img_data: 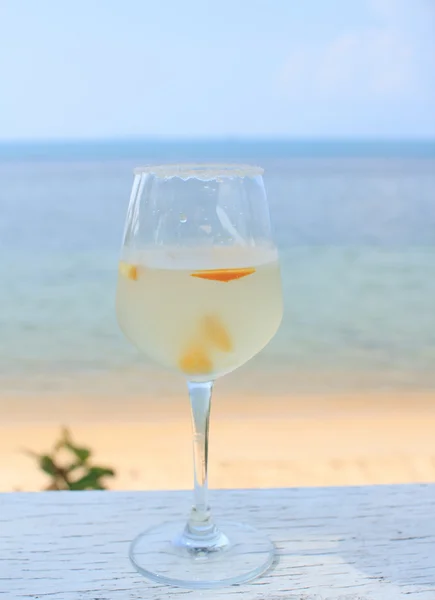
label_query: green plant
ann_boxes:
[25,427,116,490]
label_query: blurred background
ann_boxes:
[0,0,434,492]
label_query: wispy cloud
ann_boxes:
[278,0,435,105]
[279,27,414,100]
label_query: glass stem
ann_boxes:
[185,380,216,540]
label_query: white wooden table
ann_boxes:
[1,485,434,599]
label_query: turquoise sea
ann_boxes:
[1,139,435,396]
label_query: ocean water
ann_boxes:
[1,140,435,395]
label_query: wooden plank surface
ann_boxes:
[0,485,434,599]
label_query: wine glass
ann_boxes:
[116,164,283,589]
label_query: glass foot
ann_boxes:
[129,520,275,589]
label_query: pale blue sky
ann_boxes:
[0,0,434,140]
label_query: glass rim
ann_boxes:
[133,163,264,179]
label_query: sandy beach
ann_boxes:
[1,391,435,492]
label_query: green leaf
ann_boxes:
[27,427,117,491]
[87,466,115,478]
[69,473,99,490]
[68,478,90,490]
[89,481,106,490]
[39,455,57,476]
[65,444,91,463]
[69,466,115,490]
[56,428,90,463]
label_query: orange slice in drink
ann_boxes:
[191,267,255,283]
[119,261,138,281]
[202,315,233,352]
[179,345,213,375]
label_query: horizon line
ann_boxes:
[1,136,435,146]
